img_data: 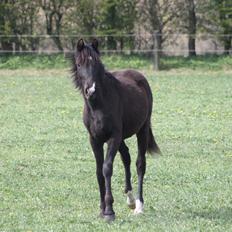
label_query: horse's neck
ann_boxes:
[103,71,119,92]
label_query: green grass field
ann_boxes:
[0,58,232,231]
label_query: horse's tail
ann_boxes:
[147,127,161,155]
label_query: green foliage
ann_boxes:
[216,0,232,29]
[0,54,232,71]
[211,0,232,51]
[161,55,232,70]
[97,0,137,49]
[98,0,137,34]
[68,0,97,35]
[0,0,39,52]
[0,54,68,69]
[0,68,232,231]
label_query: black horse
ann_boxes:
[71,39,161,221]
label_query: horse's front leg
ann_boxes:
[103,134,121,221]
[90,137,105,217]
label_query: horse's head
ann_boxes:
[72,38,104,101]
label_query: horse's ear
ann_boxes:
[92,38,99,53]
[76,39,85,52]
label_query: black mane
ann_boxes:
[104,71,121,89]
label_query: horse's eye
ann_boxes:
[77,63,81,68]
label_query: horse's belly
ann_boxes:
[122,104,148,138]
[122,119,146,138]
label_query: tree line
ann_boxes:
[0,0,231,55]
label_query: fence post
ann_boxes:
[12,42,16,55]
[153,31,160,71]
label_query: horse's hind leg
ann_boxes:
[134,123,149,214]
[119,141,135,209]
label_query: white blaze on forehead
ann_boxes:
[88,56,93,61]
[88,82,95,94]
[134,199,144,214]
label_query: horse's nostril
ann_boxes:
[85,87,89,95]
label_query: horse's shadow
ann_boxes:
[186,207,232,223]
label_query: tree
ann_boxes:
[39,0,73,51]
[64,0,99,35]
[0,0,13,51]
[139,0,180,54]
[0,0,39,52]
[215,0,232,54]
[14,0,39,50]
[198,0,232,54]
[98,0,137,50]
[171,0,214,56]
[187,0,197,56]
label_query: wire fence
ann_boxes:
[0,33,231,54]
[1,33,231,70]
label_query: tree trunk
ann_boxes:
[54,13,63,51]
[1,41,13,52]
[53,35,63,51]
[0,1,13,52]
[188,36,196,56]
[223,35,232,55]
[44,9,63,51]
[152,29,162,56]
[157,29,162,56]
[120,37,123,51]
[188,0,197,56]
[147,0,163,56]
[107,36,116,50]
[153,31,160,70]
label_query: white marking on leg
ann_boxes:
[134,199,144,214]
[127,191,135,208]
[88,82,95,95]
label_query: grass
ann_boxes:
[0,53,231,70]
[0,64,232,231]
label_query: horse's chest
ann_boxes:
[92,117,104,134]
[87,113,112,140]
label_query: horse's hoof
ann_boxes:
[134,199,144,215]
[127,191,135,209]
[128,202,136,209]
[104,214,115,222]
[134,208,143,215]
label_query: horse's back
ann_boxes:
[112,69,147,86]
[112,69,153,107]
